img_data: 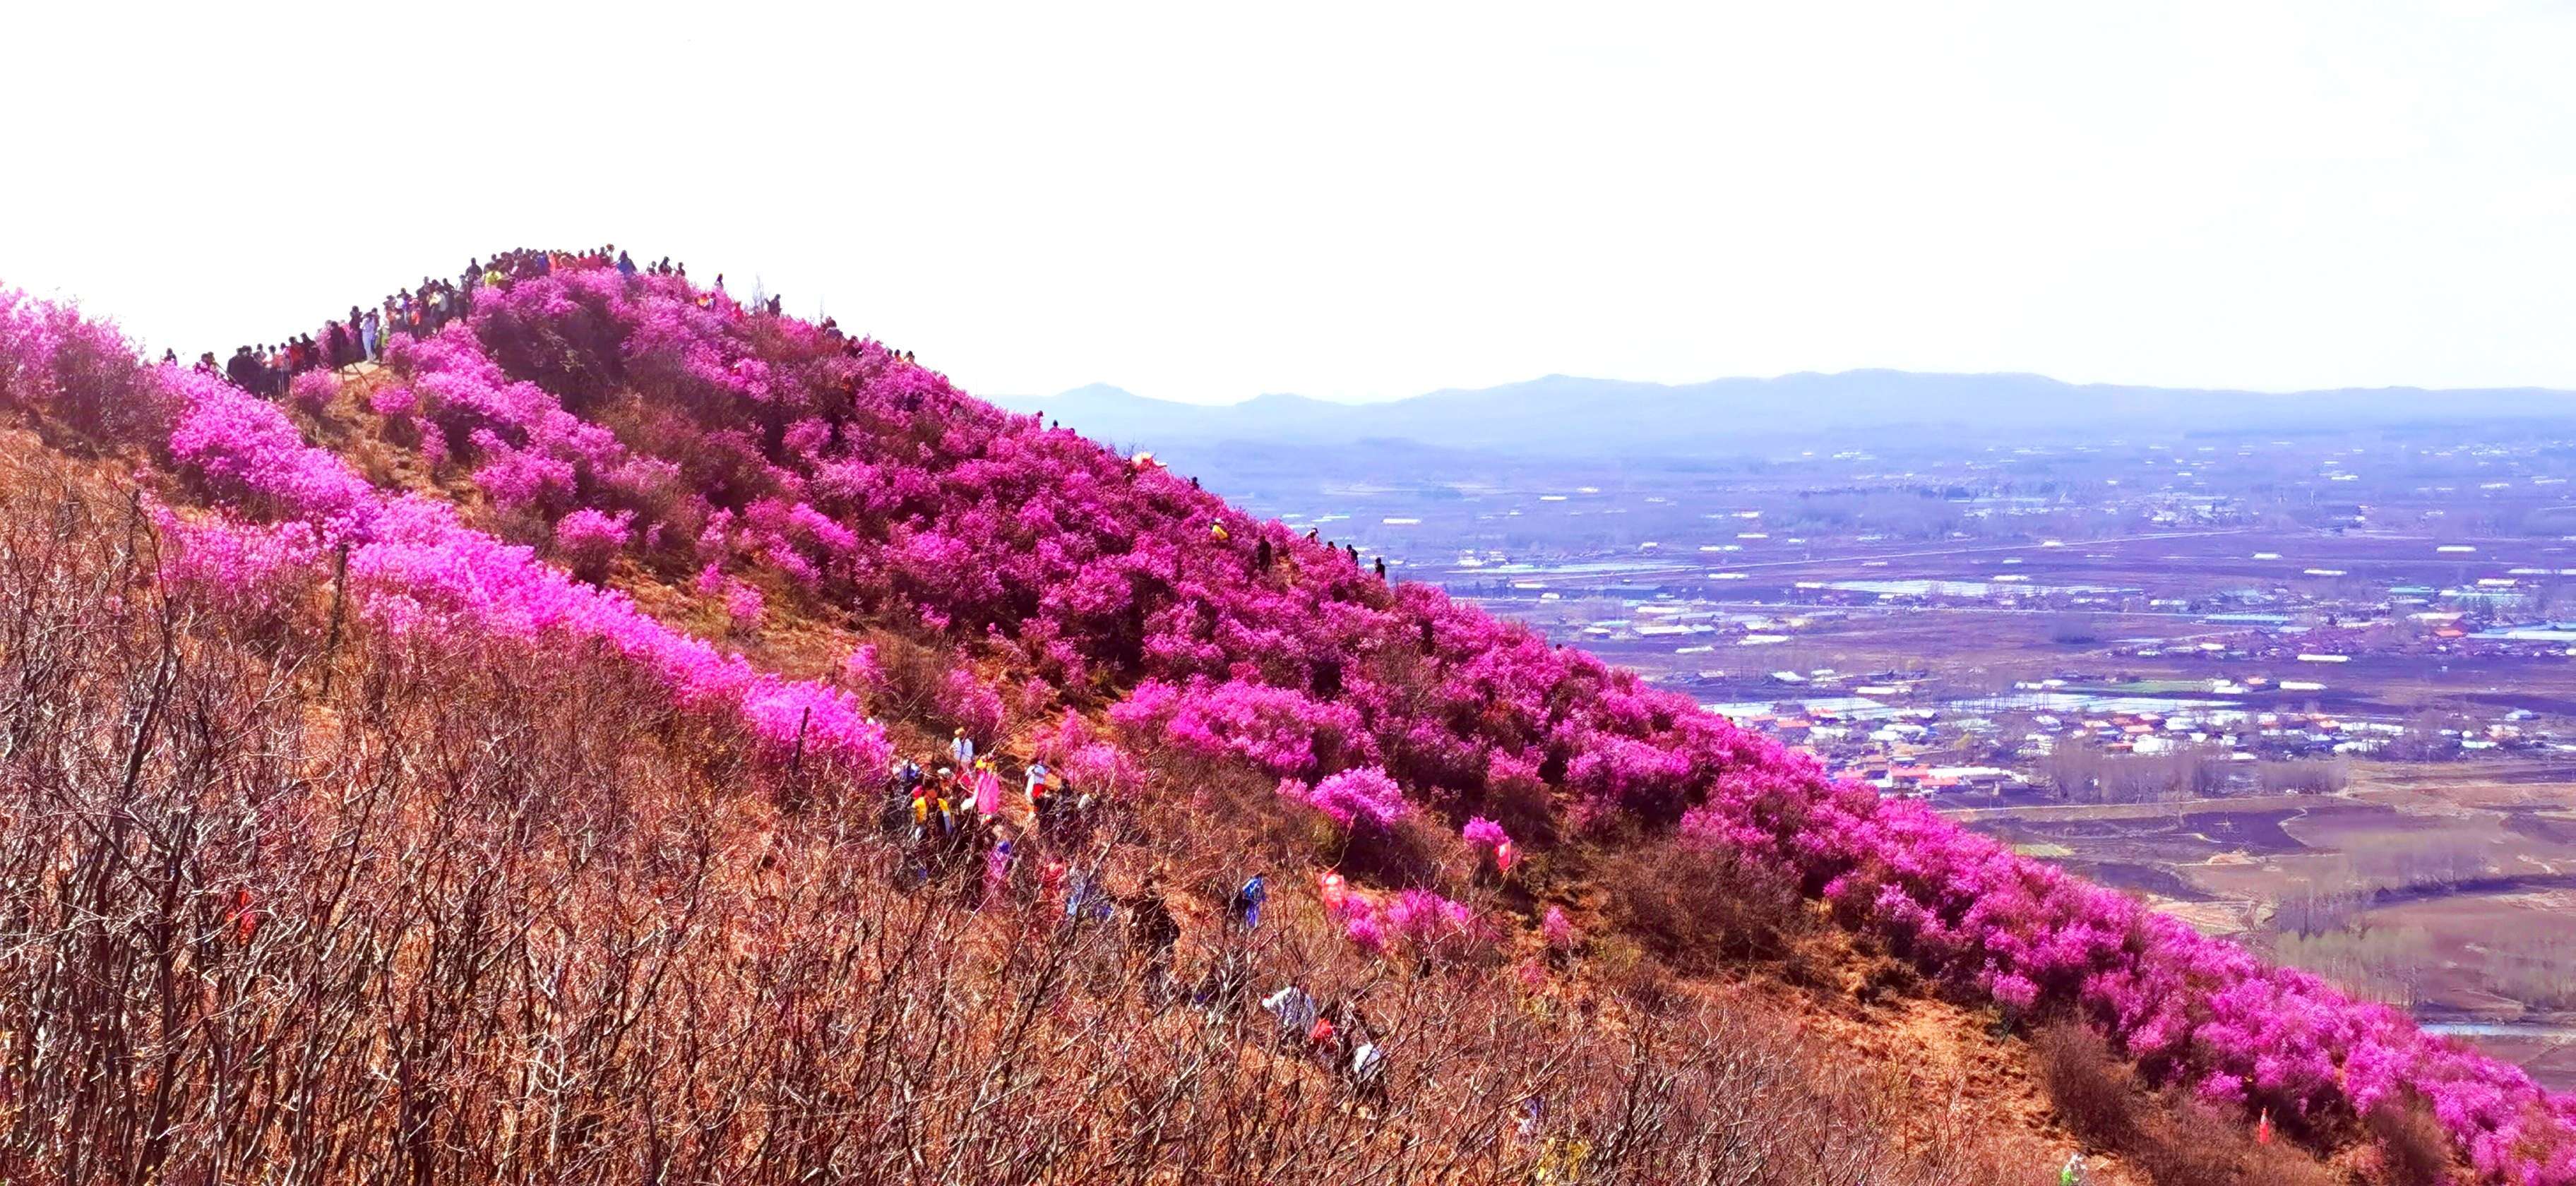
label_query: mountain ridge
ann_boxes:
[992,371,2576,456]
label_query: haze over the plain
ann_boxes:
[5,1,2573,402]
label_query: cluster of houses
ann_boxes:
[1705,669,2565,801]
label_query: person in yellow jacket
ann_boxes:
[1210,520,1229,543]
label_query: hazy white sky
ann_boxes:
[6,1,2573,404]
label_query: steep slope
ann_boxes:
[2,263,2568,1184]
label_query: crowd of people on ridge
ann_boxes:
[176,243,926,398]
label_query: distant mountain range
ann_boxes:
[990,372,2576,457]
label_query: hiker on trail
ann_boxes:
[2059,1152,2085,1186]
[1029,772,1056,836]
[1061,781,1099,843]
[1025,761,1054,829]
[1316,869,1349,913]
[1346,544,1360,566]
[1230,874,1267,930]
[910,779,938,843]
[1255,538,1272,572]
[194,352,218,375]
[970,758,1002,822]
[1210,520,1229,543]
[1349,1039,1388,1103]
[1306,1007,1339,1062]
[1374,557,1387,580]
[1065,868,1111,926]
[360,308,381,359]
[984,838,1014,904]
[616,250,637,277]
[888,757,922,832]
[949,728,975,768]
[1261,985,1318,1046]
[1129,873,1179,997]
[1039,859,1066,912]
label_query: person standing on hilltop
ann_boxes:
[616,250,637,278]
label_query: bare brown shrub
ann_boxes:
[1602,838,1813,973]
[2032,1020,2142,1151]
[2365,1100,2455,1186]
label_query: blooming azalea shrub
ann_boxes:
[938,665,1008,741]
[285,368,338,416]
[1277,767,1408,830]
[6,270,2572,1181]
[368,382,418,421]
[1332,886,1487,961]
[0,289,172,444]
[1462,816,1515,873]
[553,506,631,581]
[1542,906,1579,952]
[840,642,885,696]
[1112,677,1371,777]
[150,506,324,645]
[724,579,765,634]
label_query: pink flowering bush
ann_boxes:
[841,643,885,695]
[1335,887,1487,959]
[1278,767,1409,830]
[1542,906,1578,950]
[938,666,1008,741]
[1112,677,1370,777]
[368,383,418,420]
[150,506,323,641]
[1464,816,1517,874]
[1062,741,1145,797]
[553,506,631,580]
[286,368,338,415]
[724,580,765,634]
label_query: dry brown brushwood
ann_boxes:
[0,465,2048,1184]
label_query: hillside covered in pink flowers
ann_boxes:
[4,254,2571,1184]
